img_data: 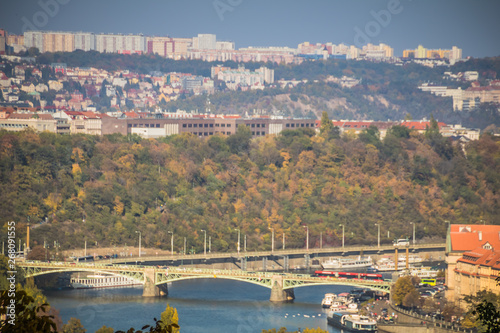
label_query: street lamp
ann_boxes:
[303,225,309,251]
[168,231,173,255]
[410,222,415,245]
[339,224,344,249]
[135,231,141,257]
[375,223,380,248]
[320,231,322,249]
[283,232,285,250]
[269,228,274,253]
[201,229,207,256]
[235,228,240,256]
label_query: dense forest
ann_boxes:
[1,120,498,254]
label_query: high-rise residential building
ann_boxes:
[403,45,462,61]
[24,31,44,52]
[74,32,95,51]
[146,36,191,59]
[7,34,24,47]
[193,34,216,50]
[0,29,7,55]
[362,43,394,58]
[42,31,75,53]
[216,41,235,50]
[95,33,145,54]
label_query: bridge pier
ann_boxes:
[142,268,168,297]
[269,275,295,302]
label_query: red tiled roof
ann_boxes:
[450,224,500,252]
[457,247,500,269]
[399,121,448,130]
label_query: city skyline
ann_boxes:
[1,0,499,58]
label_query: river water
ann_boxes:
[45,279,357,333]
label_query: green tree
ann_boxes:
[62,317,86,333]
[0,290,57,333]
[227,125,252,155]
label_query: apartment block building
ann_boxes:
[101,116,316,139]
[403,45,462,63]
[42,31,75,53]
[95,33,146,54]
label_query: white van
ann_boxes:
[394,239,410,247]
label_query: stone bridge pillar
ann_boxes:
[269,275,295,302]
[142,267,168,297]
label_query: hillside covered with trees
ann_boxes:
[0,119,498,254]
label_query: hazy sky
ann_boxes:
[1,0,499,57]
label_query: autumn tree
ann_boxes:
[159,303,180,333]
[62,317,86,333]
[392,276,417,306]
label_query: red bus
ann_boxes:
[313,271,384,281]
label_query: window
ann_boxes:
[227,124,231,127]
[188,124,192,128]
[194,124,198,127]
[221,124,226,127]
[156,124,160,128]
[262,124,265,128]
[257,124,261,128]
[251,124,255,128]
[286,124,290,128]
[301,123,304,127]
[182,124,187,128]
[204,124,208,128]
[128,124,132,128]
[210,124,213,128]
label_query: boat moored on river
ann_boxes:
[327,311,377,332]
[71,274,141,289]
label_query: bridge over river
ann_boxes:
[109,242,446,271]
[18,262,392,302]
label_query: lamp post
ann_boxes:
[235,228,240,256]
[184,237,186,255]
[168,231,173,255]
[303,225,309,251]
[320,231,322,249]
[269,228,274,253]
[375,223,380,248]
[283,232,285,250]
[339,224,344,249]
[244,234,247,252]
[135,231,141,257]
[410,222,415,245]
[201,229,207,256]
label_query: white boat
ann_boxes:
[398,254,423,264]
[321,293,336,308]
[327,312,377,332]
[375,257,418,272]
[398,267,439,278]
[70,274,141,289]
[322,256,373,270]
